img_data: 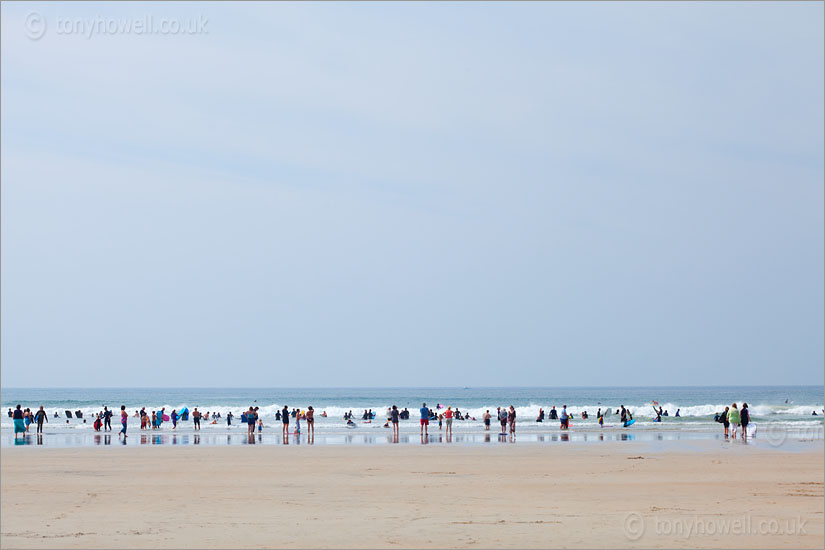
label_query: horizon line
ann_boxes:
[2,384,823,390]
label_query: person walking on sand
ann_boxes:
[282,405,290,437]
[306,406,315,436]
[35,406,48,434]
[419,403,430,436]
[727,403,741,440]
[119,405,128,439]
[483,410,491,431]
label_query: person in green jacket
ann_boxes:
[727,403,741,440]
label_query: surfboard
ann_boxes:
[624,419,636,427]
[162,414,170,421]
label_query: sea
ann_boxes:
[3,386,823,447]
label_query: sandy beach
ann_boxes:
[1,442,822,549]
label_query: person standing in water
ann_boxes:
[13,405,25,439]
[192,408,201,430]
[247,407,257,435]
[483,410,491,431]
[306,406,315,436]
[740,403,750,440]
[103,406,112,431]
[508,406,516,434]
[119,405,128,439]
[727,403,741,440]
[390,405,400,437]
[443,406,454,436]
[419,403,430,436]
[35,406,48,434]
[282,405,290,437]
[721,406,730,439]
[498,407,508,434]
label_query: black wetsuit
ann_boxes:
[35,410,47,433]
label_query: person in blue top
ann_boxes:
[419,403,429,436]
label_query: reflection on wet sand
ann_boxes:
[6,429,780,448]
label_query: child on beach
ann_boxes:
[257,419,263,432]
[294,412,301,435]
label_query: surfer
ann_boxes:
[548,406,558,420]
[720,406,730,439]
[103,406,112,431]
[35,406,48,434]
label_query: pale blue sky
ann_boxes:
[2,2,823,388]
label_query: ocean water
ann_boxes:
[2,386,823,447]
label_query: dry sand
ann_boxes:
[1,443,822,548]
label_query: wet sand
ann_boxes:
[1,443,822,548]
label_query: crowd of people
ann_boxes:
[9,400,775,442]
[714,402,752,440]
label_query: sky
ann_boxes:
[1,2,823,388]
